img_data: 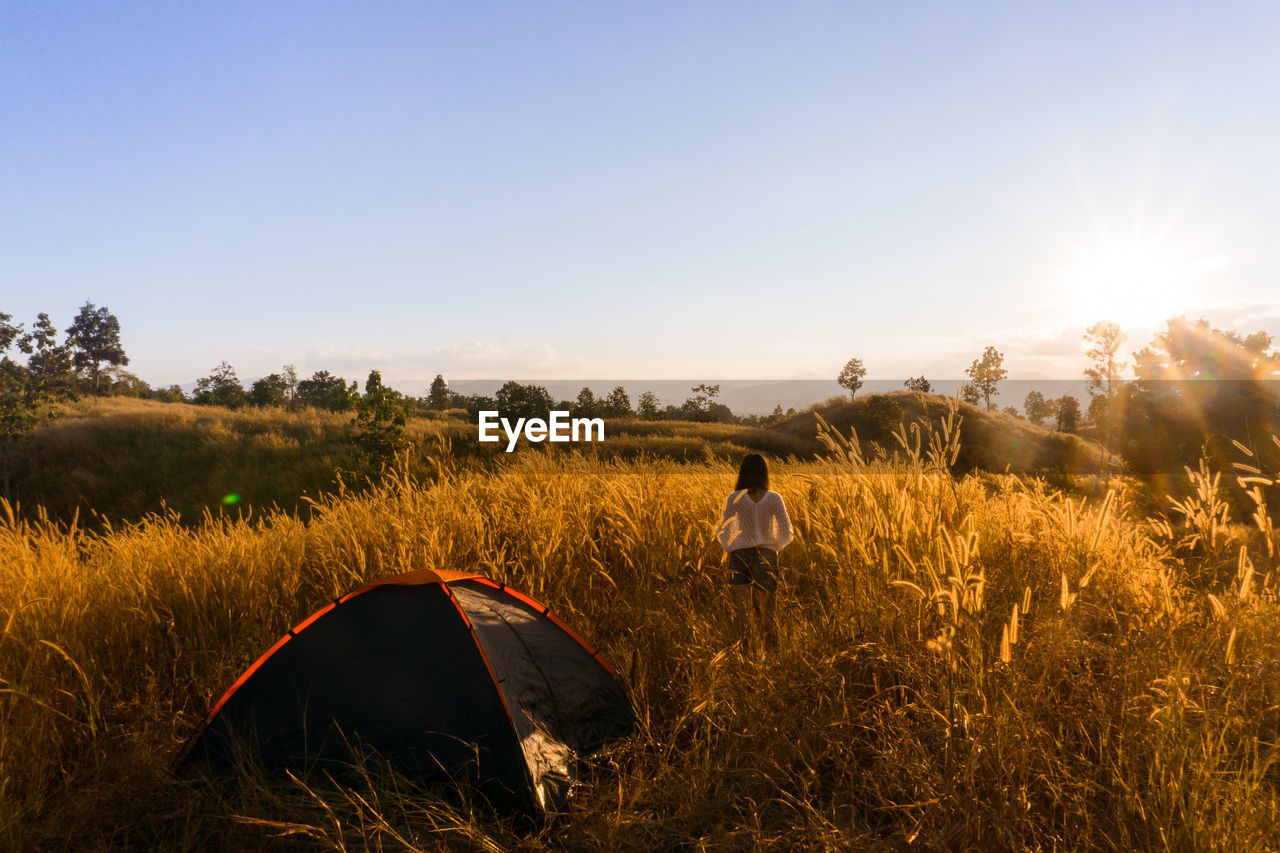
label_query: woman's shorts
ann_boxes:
[728,547,779,593]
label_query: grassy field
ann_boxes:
[4,404,1280,850]
[5,398,448,522]
[8,393,1113,527]
[7,398,823,525]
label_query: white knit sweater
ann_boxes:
[716,489,794,552]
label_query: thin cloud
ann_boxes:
[304,341,572,382]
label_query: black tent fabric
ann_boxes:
[179,569,634,815]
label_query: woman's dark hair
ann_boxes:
[735,453,769,491]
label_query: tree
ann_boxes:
[102,367,150,397]
[248,373,290,407]
[1086,393,1109,426]
[1055,395,1081,433]
[297,370,356,411]
[637,391,661,420]
[965,346,1007,411]
[1084,321,1126,442]
[495,381,554,421]
[706,401,734,423]
[960,383,980,405]
[19,314,75,397]
[65,301,128,396]
[193,361,248,408]
[1133,316,1280,382]
[148,384,187,403]
[1,312,75,502]
[0,361,34,505]
[458,393,497,417]
[682,383,721,421]
[1084,321,1126,400]
[1117,316,1280,477]
[352,369,410,466]
[572,387,599,419]
[1002,406,1022,418]
[0,314,16,353]
[427,374,451,410]
[1024,390,1050,426]
[837,358,866,399]
[904,376,931,393]
[603,386,632,418]
[281,364,299,408]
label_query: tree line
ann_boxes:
[170,361,791,427]
[189,368,791,427]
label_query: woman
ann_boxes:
[716,453,793,650]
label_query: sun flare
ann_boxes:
[1060,245,1226,326]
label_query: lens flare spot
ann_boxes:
[221,493,241,505]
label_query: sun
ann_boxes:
[1059,244,1226,327]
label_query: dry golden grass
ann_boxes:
[8,399,814,525]
[3,407,1280,850]
[7,398,469,522]
[11,394,1112,529]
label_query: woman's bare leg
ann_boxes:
[756,588,778,650]
[732,584,753,645]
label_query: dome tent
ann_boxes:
[179,568,634,815]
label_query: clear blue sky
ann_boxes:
[4,1,1278,390]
